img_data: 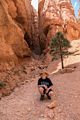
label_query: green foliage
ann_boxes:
[0,81,6,89]
[50,32,71,69]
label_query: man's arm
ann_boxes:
[48,78,53,90]
[38,85,48,89]
[48,86,53,90]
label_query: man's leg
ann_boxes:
[38,87,46,100]
[48,90,53,97]
[38,87,44,95]
[46,89,53,100]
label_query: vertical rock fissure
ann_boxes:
[31,0,47,55]
[31,9,42,55]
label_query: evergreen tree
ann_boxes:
[50,32,71,69]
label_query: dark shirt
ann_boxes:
[38,77,53,88]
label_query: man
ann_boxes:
[38,72,53,101]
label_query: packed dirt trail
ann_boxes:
[0,40,80,120]
[0,73,55,120]
[0,62,80,120]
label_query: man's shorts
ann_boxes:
[42,86,53,94]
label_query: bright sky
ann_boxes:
[31,0,38,11]
[71,0,80,17]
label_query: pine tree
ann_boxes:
[50,32,71,69]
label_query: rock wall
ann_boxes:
[39,0,80,48]
[0,0,36,70]
[30,9,41,54]
[0,0,80,69]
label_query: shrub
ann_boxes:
[0,81,6,89]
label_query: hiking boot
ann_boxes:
[40,95,45,101]
[46,94,51,100]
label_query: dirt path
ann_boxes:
[0,76,55,120]
[0,62,80,120]
[53,67,80,120]
[0,39,80,120]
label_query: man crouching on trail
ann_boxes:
[38,72,53,101]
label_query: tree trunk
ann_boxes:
[60,52,64,69]
[60,45,64,69]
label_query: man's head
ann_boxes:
[40,72,49,79]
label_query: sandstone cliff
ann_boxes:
[39,0,80,48]
[0,0,37,70]
[0,0,80,70]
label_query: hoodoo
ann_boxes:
[39,0,80,48]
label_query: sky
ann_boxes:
[31,0,38,11]
[71,0,80,17]
[31,0,80,17]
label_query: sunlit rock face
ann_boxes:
[0,0,80,69]
[0,0,37,69]
[78,9,80,21]
[39,0,80,48]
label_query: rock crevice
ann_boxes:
[0,0,40,70]
[0,0,80,69]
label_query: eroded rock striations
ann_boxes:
[0,0,80,70]
[0,0,40,70]
[39,0,80,48]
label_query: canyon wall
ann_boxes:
[39,0,80,48]
[0,0,37,70]
[0,0,80,70]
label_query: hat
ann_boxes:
[40,71,49,76]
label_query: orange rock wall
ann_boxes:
[39,0,80,47]
[0,0,35,69]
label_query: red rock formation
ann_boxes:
[31,9,41,54]
[39,0,80,48]
[78,9,80,17]
[0,0,36,70]
[1,0,80,69]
